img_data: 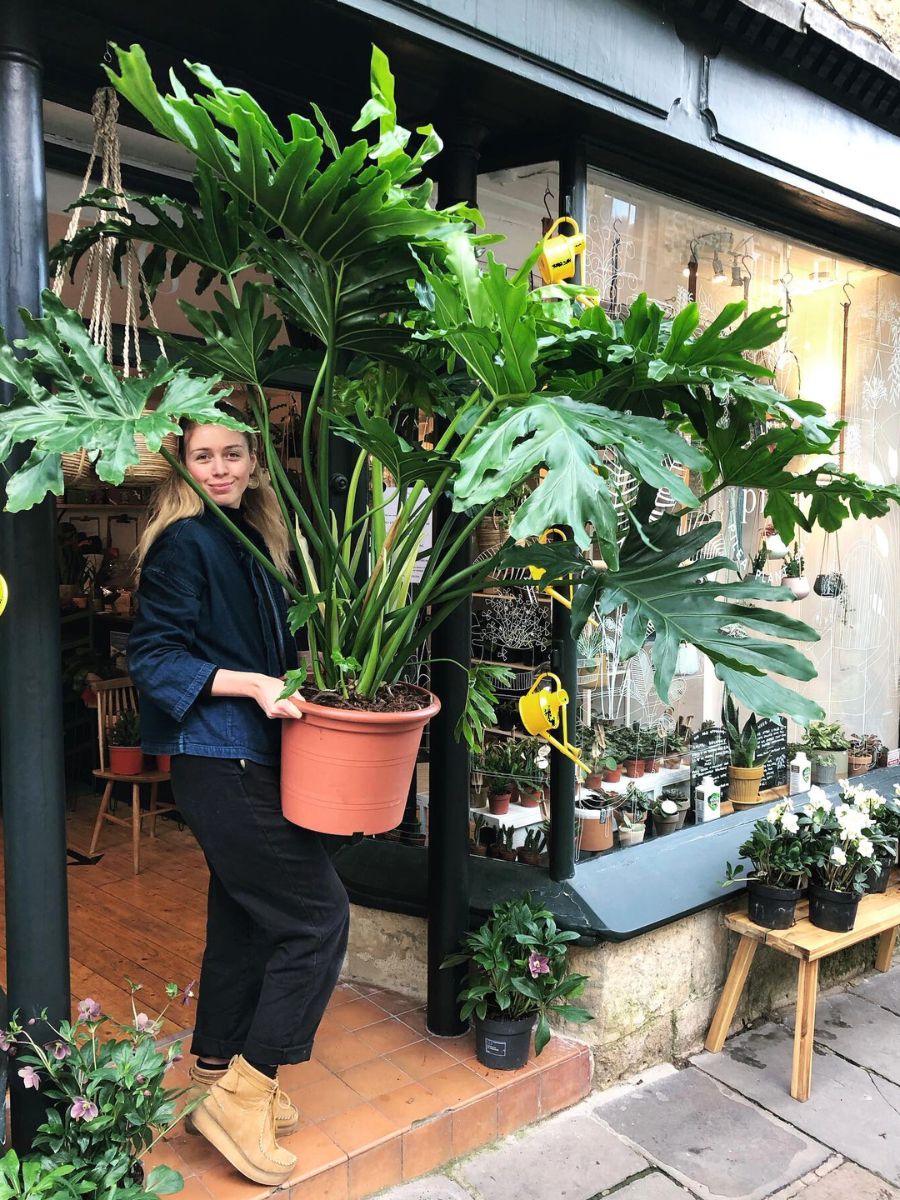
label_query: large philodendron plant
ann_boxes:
[1,45,898,723]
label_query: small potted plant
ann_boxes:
[442,895,592,1069]
[614,783,651,844]
[517,827,546,866]
[781,543,809,600]
[802,720,851,780]
[839,783,899,892]
[639,729,663,773]
[470,812,488,857]
[660,787,691,830]
[108,711,143,776]
[809,751,838,787]
[651,795,682,837]
[847,734,873,777]
[802,790,879,930]
[722,691,769,808]
[618,726,645,778]
[2,981,195,1196]
[662,730,687,769]
[488,822,518,861]
[514,736,550,807]
[723,800,806,928]
[575,792,615,853]
[481,741,516,815]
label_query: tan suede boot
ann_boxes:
[190,1056,296,1186]
[185,1062,299,1134]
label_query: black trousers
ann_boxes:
[170,755,350,1065]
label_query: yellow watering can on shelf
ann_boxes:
[0,573,8,618]
[538,216,586,284]
[518,673,590,772]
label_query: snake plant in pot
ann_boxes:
[3,45,900,834]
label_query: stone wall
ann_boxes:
[810,0,900,54]
[343,898,894,1085]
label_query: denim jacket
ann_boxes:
[127,509,298,766]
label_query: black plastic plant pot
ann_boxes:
[808,883,860,932]
[475,1013,537,1071]
[865,853,894,895]
[746,880,803,930]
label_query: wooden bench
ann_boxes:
[705,878,900,1101]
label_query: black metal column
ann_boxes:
[426,124,483,1036]
[548,142,588,883]
[0,1,71,1148]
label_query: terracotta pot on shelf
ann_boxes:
[516,786,542,809]
[155,753,171,772]
[488,792,512,815]
[470,842,488,857]
[281,687,440,835]
[848,753,871,777]
[623,758,645,779]
[602,766,623,783]
[728,764,765,808]
[489,845,518,862]
[516,848,541,866]
[575,807,615,852]
[109,745,144,776]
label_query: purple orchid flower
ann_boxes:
[18,1066,40,1090]
[527,952,551,979]
[70,1097,99,1121]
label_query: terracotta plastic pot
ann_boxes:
[109,746,144,776]
[728,764,764,807]
[281,687,440,835]
[576,807,614,852]
[489,846,518,862]
[585,773,604,790]
[488,793,512,815]
[516,848,541,866]
[470,842,488,857]
[623,758,645,779]
[517,786,542,809]
[155,754,172,772]
[602,766,623,783]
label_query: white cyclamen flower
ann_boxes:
[808,785,829,806]
[780,812,800,834]
[830,846,847,866]
[856,837,875,859]
[836,807,868,838]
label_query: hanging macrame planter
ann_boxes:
[813,533,844,598]
[54,87,174,488]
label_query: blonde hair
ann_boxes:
[135,419,294,580]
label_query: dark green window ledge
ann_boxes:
[333,765,900,944]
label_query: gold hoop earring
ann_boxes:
[247,472,260,490]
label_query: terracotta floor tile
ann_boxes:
[342,1056,415,1099]
[386,1039,457,1081]
[144,1138,196,1180]
[496,1072,540,1136]
[319,1101,399,1154]
[176,1131,230,1174]
[280,1057,333,1093]
[450,1092,498,1158]
[293,1073,364,1122]
[162,1179,211,1200]
[420,1062,494,1107]
[368,989,421,1016]
[313,1031,379,1074]
[328,983,363,1008]
[356,1018,423,1055]
[194,1162,271,1200]
[348,982,383,997]
[398,1007,429,1037]
[370,1081,446,1129]
[330,997,386,1031]
[465,1054,538,1085]
[315,1009,347,1034]
[532,1034,582,1066]
[539,1050,592,1115]
[348,1139,402,1200]
[401,1113,452,1182]
[280,1123,348,1181]
[433,1030,477,1062]
[289,1162,348,1200]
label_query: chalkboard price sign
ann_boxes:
[690,718,787,800]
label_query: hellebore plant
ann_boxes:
[723,799,807,888]
[1,982,197,1199]
[1,46,899,721]
[441,895,591,1054]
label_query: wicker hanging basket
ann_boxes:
[54,88,171,491]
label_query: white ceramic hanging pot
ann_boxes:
[765,532,788,559]
[783,576,810,600]
[675,643,702,676]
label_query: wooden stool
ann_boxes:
[705,877,900,1101]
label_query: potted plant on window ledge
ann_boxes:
[723,692,769,808]
[442,895,591,1070]
[802,721,851,780]
[7,44,900,837]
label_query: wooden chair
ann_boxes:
[88,677,175,874]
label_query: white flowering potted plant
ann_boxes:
[441,895,591,1070]
[723,799,807,928]
[839,783,899,893]
[0,982,196,1198]
[801,791,884,931]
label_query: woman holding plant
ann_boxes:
[128,417,350,1187]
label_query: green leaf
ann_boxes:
[534,1013,551,1056]
[145,1165,184,1195]
[330,399,456,488]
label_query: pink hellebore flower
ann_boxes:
[18,1066,40,1090]
[134,1013,156,1033]
[70,1097,99,1121]
[527,952,551,979]
[0,1030,14,1053]
[51,1042,70,1061]
[78,998,102,1022]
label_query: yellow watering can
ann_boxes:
[538,216,586,285]
[518,673,590,772]
[0,573,7,618]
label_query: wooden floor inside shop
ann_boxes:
[0,791,592,1199]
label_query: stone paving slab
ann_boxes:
[595,1065,828,1200]
[851,969,900,1017]
[788,1161,900,1199]
[369,1178,473,1200]
[693,1023,900,1184]
[612,1172,699,1198]
[783,991,900,1083]
[456,1106,646,1200]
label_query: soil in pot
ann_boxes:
[728,765,765,807]
[808,883,860,932]
[475,1013,536,1070]
[109,745,144,775]
[865,853,894,894]
[488,792,512,815]
[747,880,803,929]
[281,683,439,835]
